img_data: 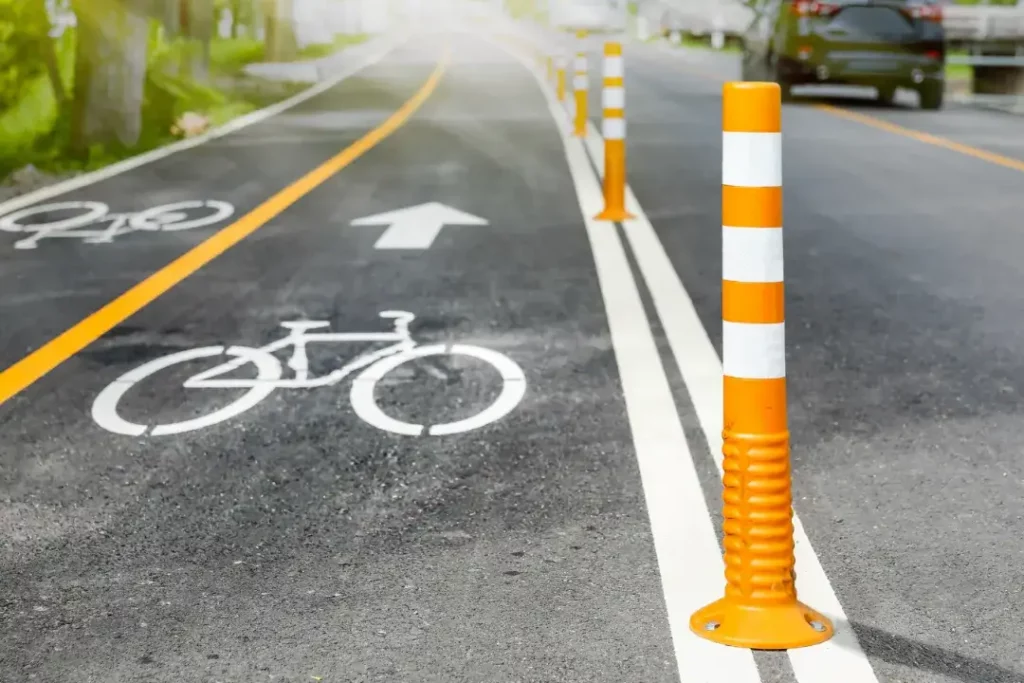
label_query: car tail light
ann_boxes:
[924,49,941,60]
[797,44,814,59]
[903,4,943,21]
[790,0,840,16]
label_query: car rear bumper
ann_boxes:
[778,52,943,87]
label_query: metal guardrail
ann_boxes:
[950,91,1024,112]
[947,53,1024,65]
[943,5,1024,41]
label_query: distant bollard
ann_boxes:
[573,45,588,137]
[547,55,554,83]
[595,41,633,221]
[556,59,567,103]
[688,81,835,651]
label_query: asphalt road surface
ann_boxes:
[2,15,1024,683]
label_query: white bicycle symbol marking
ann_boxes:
[0,200,234,249]
[92,311,527,437]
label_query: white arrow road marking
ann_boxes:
[350,202,488,250]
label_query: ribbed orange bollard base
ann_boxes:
[690,378,834,649]
[689,598,833,649]
[574,91,587,136]
[595,141,634,221]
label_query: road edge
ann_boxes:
[0,30,412,218]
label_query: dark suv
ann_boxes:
[739,0,946,109]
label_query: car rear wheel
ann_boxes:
[918,82,943,111]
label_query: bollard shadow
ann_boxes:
[845,621,1024,683]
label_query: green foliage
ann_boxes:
[210,37,266,71]
[0,30,74,176]
[295,33,369,61]
[1,2,363,182]
[0,0,52,109]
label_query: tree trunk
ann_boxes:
[263,0,278,58]
[190,0,215,81]
[27,0,67,105]
[69,0,150,154]
[264,0,297,60]
[175,0,214,80]
[230,0,241,37]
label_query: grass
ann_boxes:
[945,50,972,80]
[209,37,266,72]
[1,27,368,182]
[665,32,742,54]
[293,33,368,61]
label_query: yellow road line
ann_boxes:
[643,48,1024,174]
[814,103,1024,173]
[0,48,452,408]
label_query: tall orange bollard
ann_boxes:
[595,41,633,221]
[688,81,835,650]
[573,32,588,137]
[547,55,554,83]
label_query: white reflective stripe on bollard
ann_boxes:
[602,118,626,140]
[602,87,625,109]
[604,57,624,78]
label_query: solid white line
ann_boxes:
[497,34,765,683]
[0,32,408,217]
[580,108,883,683]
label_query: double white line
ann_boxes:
[500,34,882,683]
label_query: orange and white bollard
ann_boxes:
[573,36,588,136]
[595,41,633,221]
[688,82,835,650]
[572,51,588,136]
[556,59,567,103]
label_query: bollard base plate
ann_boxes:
[594,208,635,222]
[689,598,834,650]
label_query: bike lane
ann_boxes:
[0,36,438,376]
[0,33,680,682]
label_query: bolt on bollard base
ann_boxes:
[689,575,835,649]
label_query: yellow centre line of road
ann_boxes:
[645,49,1024,173]
[814,102,1024,173]
[0,47,452,408]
